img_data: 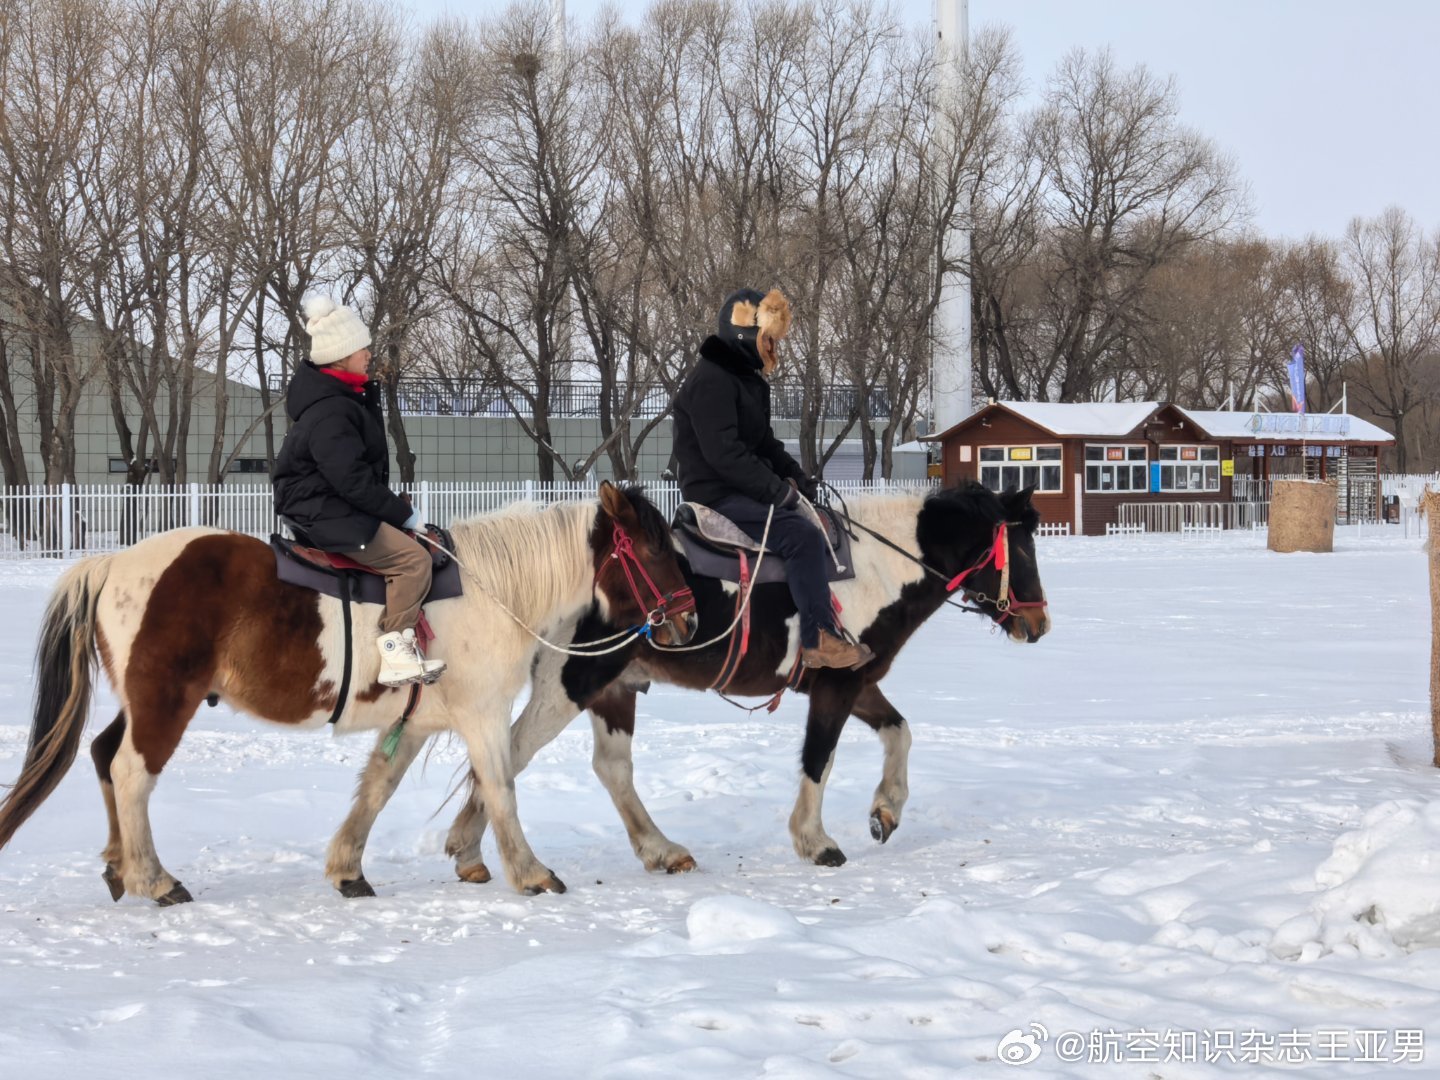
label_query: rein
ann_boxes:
[415,519,690,657]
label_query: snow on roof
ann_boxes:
[997,401,1162,437]
[1177,408,1393,443]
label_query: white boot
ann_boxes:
[376,628,446,686]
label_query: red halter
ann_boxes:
[599,523,695,630]
[944,523,1047,621]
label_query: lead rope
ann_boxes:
[413,531,658,657]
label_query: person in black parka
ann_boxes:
[273,296,444,686]
[672,288,873,670]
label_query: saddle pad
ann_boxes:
[674,503,856,587]
[271,536,464,607]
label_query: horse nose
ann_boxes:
[679,610,699,644]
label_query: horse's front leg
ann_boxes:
[457,694,565,895]
[589,686,696,874]
[325,719,428,898]
[850,683,912,844]
[789,676,863,867]
[445,647,587,884]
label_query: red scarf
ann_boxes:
[321,366,369,392]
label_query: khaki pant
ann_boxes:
[344,522,432,634]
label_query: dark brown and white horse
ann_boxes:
[331,483,1048,881]
[0,483,695,903]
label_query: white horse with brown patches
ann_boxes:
[0,484,695,904]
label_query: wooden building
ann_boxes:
[928,401,1394,535]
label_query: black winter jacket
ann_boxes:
[272,362,411,550]
[672,335,805,507]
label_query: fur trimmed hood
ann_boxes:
[716,287,791,375]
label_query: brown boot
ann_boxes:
[802,629,875,671]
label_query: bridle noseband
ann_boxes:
[943,522,1048,623]
[599,522,695,631]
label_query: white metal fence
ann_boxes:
[1116,501,1270,533]
[0,479,938,560]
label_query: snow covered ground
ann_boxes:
[0,526,1435,1078]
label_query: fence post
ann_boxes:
[189,482,202,529]
[524,479,535,503]
[1422,487,1439,768]
[418,480,430,524]
[61,483,73,558]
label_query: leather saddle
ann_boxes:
[672,502,856,587]
[271,523,464,606]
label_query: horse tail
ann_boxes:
[0,553,114,850]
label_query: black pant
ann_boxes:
[709,493,835,649]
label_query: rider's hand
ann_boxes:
[402,506,423,531]
[777,480,801,510]
[798,476,819,502]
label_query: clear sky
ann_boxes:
[398,0,1440,241]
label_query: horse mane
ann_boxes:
[926,481,1040,532]
[448,500,597,626]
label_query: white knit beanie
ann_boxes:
[303,295,371,365]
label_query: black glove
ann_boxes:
[777,481,801,509]
[798,475,819,502]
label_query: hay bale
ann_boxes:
[1268,479,1336,553]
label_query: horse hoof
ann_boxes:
[156,882,193,906]
[101,864,125,902]
[456,863,492,885]
[665,855,697,875]
[813,847,847,868]
[338,877,376,899]
[522,873,567,896]
[869,808,898,844]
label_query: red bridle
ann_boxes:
[598,523,695,630]
[944,522,1048,621]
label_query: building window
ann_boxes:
[229,458,269,474]
[1085,444,1148,492]
[1158,445,1220,491]
[979,445,1062,493]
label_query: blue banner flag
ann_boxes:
[1287,344,1306,415]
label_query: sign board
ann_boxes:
[1247,413,1351,436]
[1221,459,1234,477]
[1008,447,1033,461]
[958,445,972,463]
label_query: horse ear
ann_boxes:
[1002,486,1036,512]
[598,480,633,524]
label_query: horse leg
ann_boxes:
[446,649,585,885]
[457,696,565,896]
[850,684,912,845]
[89,712,127,900]
[325,722,428,898]
[789,679,860,867]
[108,695,202,905]
[589,687,695,874]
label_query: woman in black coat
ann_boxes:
[273,296,444,686]
[671,288,872,671]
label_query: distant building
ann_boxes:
[928,401,1393,534]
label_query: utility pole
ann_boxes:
[931,0,972,437]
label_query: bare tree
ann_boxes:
[1344,207,1440,471]
[0,0,110,485]
[994,49,1240,402]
